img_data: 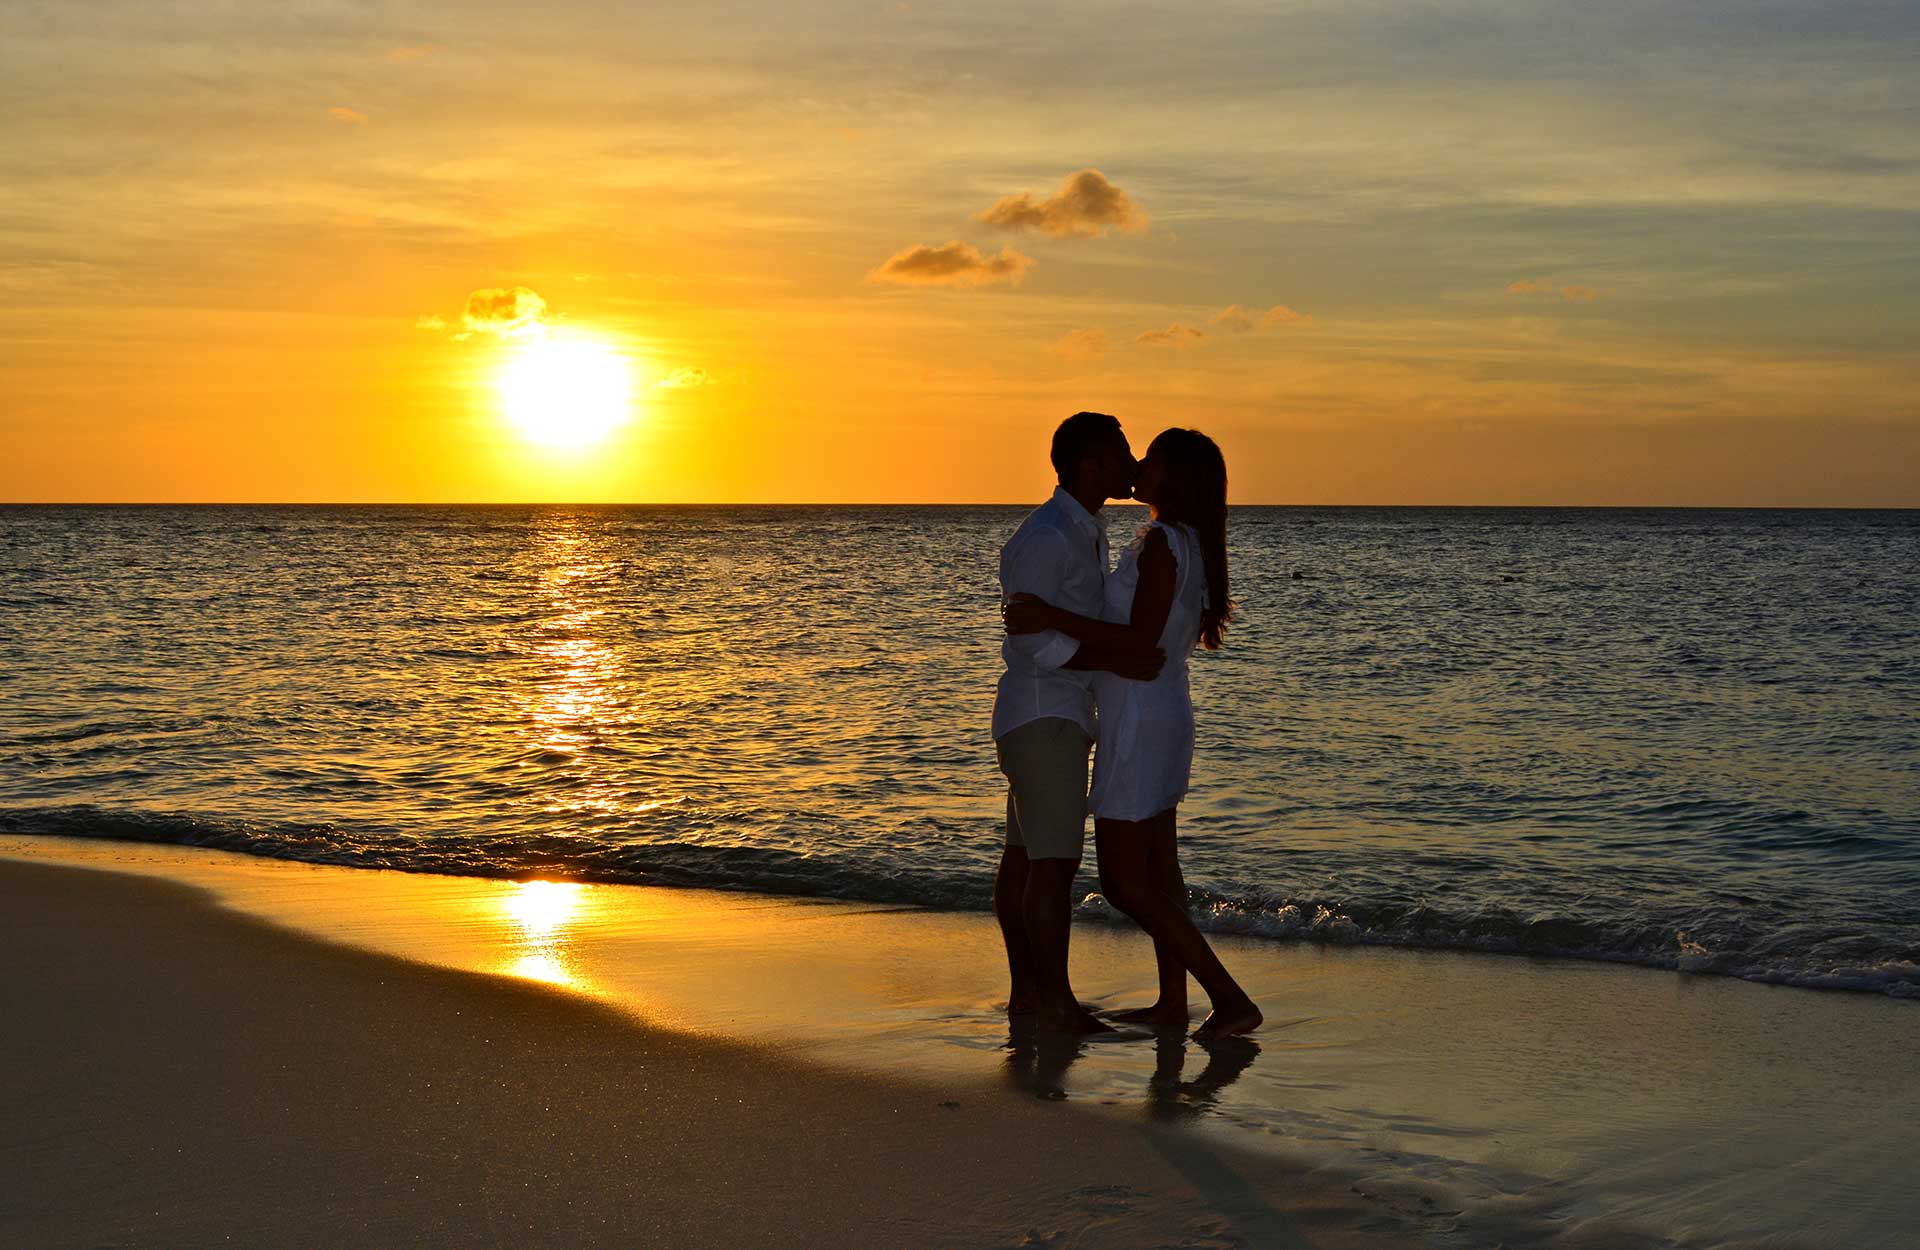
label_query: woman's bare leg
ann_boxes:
[1096,810,1261,1039]
[1109,811,1191,1025]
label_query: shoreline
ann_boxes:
[5,836,1916,1249]
[6,816,1910,1001]
[0,855,1422,1250]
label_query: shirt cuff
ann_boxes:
[1031,630,1079,671]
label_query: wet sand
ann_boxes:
[0,856,1420,1250]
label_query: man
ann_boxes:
[992,411,1162,1033]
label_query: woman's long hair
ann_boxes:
[1147,428,1233,649]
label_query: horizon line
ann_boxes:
[4,500,1917,511]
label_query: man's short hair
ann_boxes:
[1050,411,1121,480]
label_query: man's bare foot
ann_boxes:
[1010,995,1102,1018]
[1192,999,1262,1041]
[1038,1002,1118,1034]
[1109,1002,1190,1027]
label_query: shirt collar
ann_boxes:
[1050,485,1102,538]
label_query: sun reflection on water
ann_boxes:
[504,517,656,829]
[528,525,619,762]
[499,879,587,986]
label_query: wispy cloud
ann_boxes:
[383,44,440,63]
[867,241,1034,287]
[1136,323,1205,347]
[1051,328,1108,356]
[326,106,367,125]
[1210,305,1258,332]
[413,314,447,331]
[1507,279,1599,302]
[977,169,1148,239]
[1207,303,1308,332]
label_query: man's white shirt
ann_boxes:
[992,487,1110,741]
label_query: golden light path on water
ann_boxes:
[521,518,633,824]
[491,518,658,988]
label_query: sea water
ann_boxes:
[3,504,1916,995]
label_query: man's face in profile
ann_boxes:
[1102,430,1140,501]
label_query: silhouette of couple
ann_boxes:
[993,412,1262,1041]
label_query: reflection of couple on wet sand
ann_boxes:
[993,411,1262,1042]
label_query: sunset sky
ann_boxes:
[3,0,1916,504]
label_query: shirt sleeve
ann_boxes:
[1000,528,1082,672]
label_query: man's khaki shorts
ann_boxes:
[996,716,1093,862]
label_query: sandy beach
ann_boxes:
[4,836,1915,1249]
[1,854,1424,1250]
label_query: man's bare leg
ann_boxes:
[994,844,1039,1015]
[1023,856,1113,1034]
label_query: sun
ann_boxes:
[495,334,634,450]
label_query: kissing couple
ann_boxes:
[992,411,1262,1041]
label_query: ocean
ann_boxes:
[3,503,1916,997]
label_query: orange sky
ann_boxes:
[2,2,1916,504]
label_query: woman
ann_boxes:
[1005,427,1261,1041]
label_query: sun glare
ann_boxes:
[495,335,634,450]
[503,879,584,937]
[498,880,586,986]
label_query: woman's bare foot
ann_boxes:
[1192,999,1262,1041]
[1109,1002,1190,1027]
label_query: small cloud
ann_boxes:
[384,43,439,63]
[1507,279,1599,302]
[1209,303,1308,332]
[887,1,912,12]
[977,169,1148,239]
[1136,323,1205,347]
[655,367,716,389]
[458,286,548,339]
[868,241,1035,288]
[1051,328,1108,357]
[327,106,367,124]
[413,314,447,331]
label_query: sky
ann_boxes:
[2,0,1916,504]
